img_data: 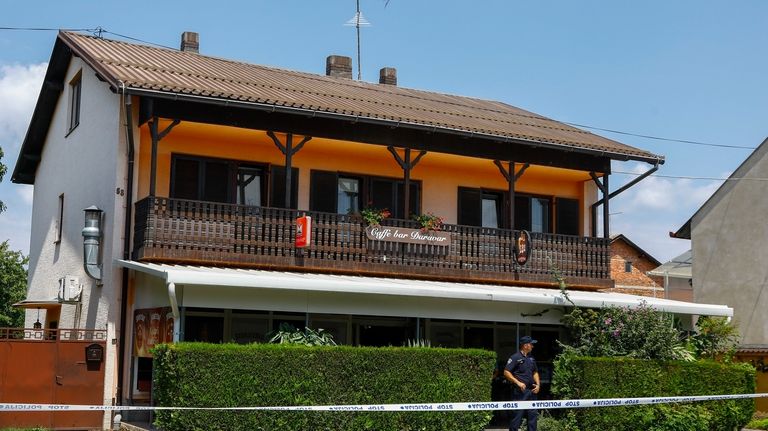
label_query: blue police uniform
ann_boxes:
[505,350,538,430]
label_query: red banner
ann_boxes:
[295,215,312,248]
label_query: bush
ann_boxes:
[552,356,755,431]
[560,302,690,360]
[153,343,495,431]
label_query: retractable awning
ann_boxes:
[116,260,732,318]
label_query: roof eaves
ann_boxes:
[11,33,73,185]
[127,86,665,165]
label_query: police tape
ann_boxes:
[1,393,767,412]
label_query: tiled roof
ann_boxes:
[61,31,662,163]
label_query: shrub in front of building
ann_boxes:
[552,357,755,431]
[152,343,495,431]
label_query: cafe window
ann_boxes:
[458,187,505,228]
[310,170,420,218]
[170,155,297,208]
[514,195,551,233]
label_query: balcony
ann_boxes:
[133,197,612,289]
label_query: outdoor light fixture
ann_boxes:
[82,206,103,280]
[33,308,42,330]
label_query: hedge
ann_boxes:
[552,357,755,431]
[152,343,495,431]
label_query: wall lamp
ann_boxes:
[82,206,103,280]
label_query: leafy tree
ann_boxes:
[0,146,7,213]
[0,240,28,327]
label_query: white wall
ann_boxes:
[24,57,126,423]
[691,141,768,346]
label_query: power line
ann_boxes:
[0,26,762,151]
[613,170,768,182]
[564,121,757,150]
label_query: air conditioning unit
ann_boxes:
[58,276,83,303]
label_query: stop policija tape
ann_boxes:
[1,393,766,412]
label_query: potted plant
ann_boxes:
[360,207,391,227]
[413,212,444,231]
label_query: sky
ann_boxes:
[1,1,766,263]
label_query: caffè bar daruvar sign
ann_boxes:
[365,226,452,246]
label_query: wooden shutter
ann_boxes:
[270,166,299,209]
[556,197,580,235]
[310,170,338,213]
[458,187,482,227]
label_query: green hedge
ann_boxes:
[552,357,755,431]
[152,343,495,431]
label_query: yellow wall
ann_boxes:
[137,120,595,230]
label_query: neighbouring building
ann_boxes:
[674,137,768,412]
[647,249,693,302]
[6,31,734,428]
[609,234,663,297]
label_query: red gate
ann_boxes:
[0,328,107,429]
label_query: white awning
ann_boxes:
[116,260,732,318]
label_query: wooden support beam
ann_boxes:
[148,117,180,197]
[267,131,312,208]
[388,146,427,218]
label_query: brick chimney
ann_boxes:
[326,55,353,79]
[180,31,199,53]
[379,67,397,86]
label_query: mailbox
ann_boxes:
[85,343,104,363]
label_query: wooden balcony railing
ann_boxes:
[133,197,612,289]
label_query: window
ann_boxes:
[55,193,64,243]
[515,195,551,233]
[310,170,420,218]
[625,261,633,273]
[337,177,360,215]
[170,155,296,208]
[68,72,82,133]
[458,187,505,228]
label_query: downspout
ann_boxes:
[590,161,660,236]
[117,82,135,405]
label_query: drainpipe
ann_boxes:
[117,83,136,405]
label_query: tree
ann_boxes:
[0,146,7,213]
[0,240,28,327]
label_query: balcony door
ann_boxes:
[170,155,296,208]
[310,170,420,218]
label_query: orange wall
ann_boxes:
[137,120,595,230]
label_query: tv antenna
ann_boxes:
[344,0,371,80]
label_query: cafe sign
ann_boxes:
[365,226,451,246]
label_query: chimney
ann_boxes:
[326,55,353,79]
[180,31,199,53]
[379,67,397,86]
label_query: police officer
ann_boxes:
[504,335,540,431]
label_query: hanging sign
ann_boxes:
[513,230,532,265]
[295,215,312,248]
[365,226,451,246]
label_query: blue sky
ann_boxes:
[1,0,767,263]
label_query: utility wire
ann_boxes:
[613,170,768,182]
[564,122,757,150]
[0,26,761,151]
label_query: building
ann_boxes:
[674,137,768,412]
[7,31,734,427]
[647,249,693,302]
[609,234,663,297]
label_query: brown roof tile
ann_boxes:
[62,31,662,163]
